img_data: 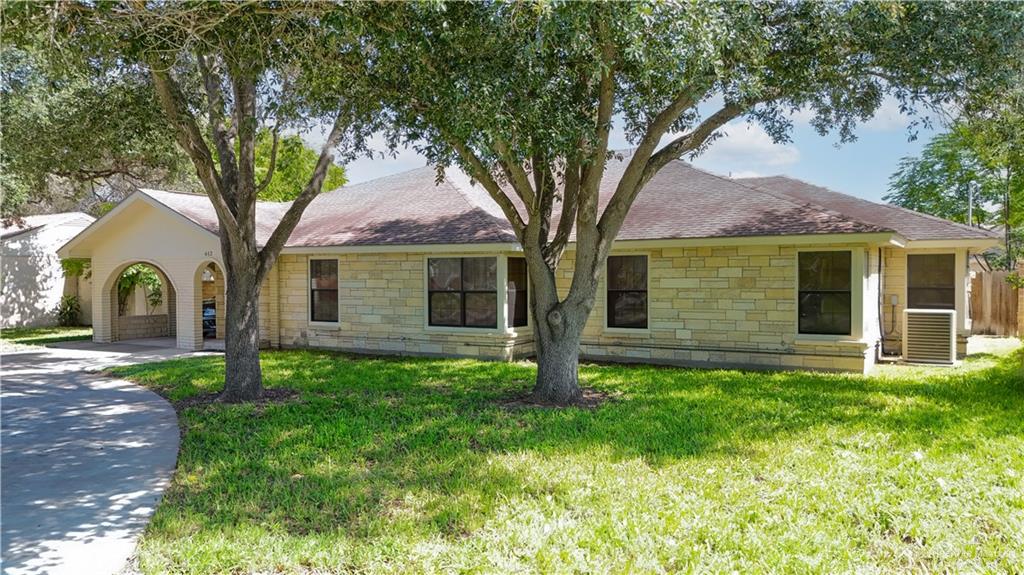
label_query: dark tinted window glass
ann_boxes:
[463,258,496,291]
[908,254,955,309]
[465,292,498,328]
[507,258,528,328]
[428,258,461,291]
[310,259,339,322]
[607,255,647,329]
[429,292,462,326]
[427,257,497,328]
[797,251,851,335]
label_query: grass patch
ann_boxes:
[112,346,1024,574]
[0,325,92,346]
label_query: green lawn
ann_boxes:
[0,325,92,346]
[112,345,1024,574]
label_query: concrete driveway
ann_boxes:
[1,340,207,575]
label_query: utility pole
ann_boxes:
[967,181,975,226]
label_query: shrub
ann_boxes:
[55,295,81,327]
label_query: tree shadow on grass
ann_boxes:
[112,347,1024,555]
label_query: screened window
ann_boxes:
[428,257,497,328]
[798,251,851,335]
[309,259,338,323]
[908,254,956,309]
[507,258,528,328]
[607,255,648,329]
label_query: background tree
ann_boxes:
[364,1,1023,404]
[1,47,347,216]
[7,1,379,401]
[885,127,1002,225]
[1,45,193,218]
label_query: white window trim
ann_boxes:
[794,247,864,341]
[603,252,651,335]
[423,254,506,335]
[308,256,341,329]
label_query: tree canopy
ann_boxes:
[357,1,1024,402]
[5,0,382,400]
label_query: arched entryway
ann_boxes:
[196,261,226,351]
[104,261,177,344]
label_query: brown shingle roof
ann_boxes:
[137,158,989,248]
[738,176,999,241]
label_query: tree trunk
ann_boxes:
[220,252,263,402]
[533,322,583,404]
[528,264,596,404]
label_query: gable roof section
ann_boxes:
[738,175,999,242]
[57,191,218,258]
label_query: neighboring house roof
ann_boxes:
[738,176,999,242]
[109,157,993,249]
[1,212,95,241]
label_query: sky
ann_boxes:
[331,97,940,204]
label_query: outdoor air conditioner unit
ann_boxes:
[902,309,956,364]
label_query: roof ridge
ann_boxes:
[680,160,892,233]
[751,175,997,238]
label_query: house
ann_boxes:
[2,212,95,328]
[57,158,999,372]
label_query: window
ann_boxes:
[428,257,497,328]
[507,258,528,328]
[607,255,648,329]
[908,254,955,309]
[798,251,851,335]
[309,259,338,323]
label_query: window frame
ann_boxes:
[796,249,854,337]
[906,252,956,310]
[425,256,500,331]
[308,257,340,327]
[604,253,651,333]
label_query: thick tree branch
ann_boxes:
[645,102,744,178]
[448,139,527,240]
[257,114,346,281]
[545,155,580,266]
[598,102,745,241]
[147,63,240,238]
[494,139,537,209]
[196,53,240,208]
[256,122,281,192]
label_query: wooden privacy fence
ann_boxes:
[970,270,1020,337]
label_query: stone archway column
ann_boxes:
[92,262,116,343]
[174,276,203,351]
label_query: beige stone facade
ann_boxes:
[879,247,971,358]
[272,252,530,360]
[60,190,987,373]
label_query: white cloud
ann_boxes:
[690,121,800,167]
[863,96,912,132]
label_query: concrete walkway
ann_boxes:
[1,341,208,575]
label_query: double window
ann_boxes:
[907,254,955,309]
[798,251,851,335]
[428,257,497,328]
[309,259,339,323]
[607,255,648,329]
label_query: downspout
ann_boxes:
[876,247,885,360]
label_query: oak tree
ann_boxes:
[365,1,1023,403]
[7,1,379,401]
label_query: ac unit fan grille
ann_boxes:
[904,310,955,364]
